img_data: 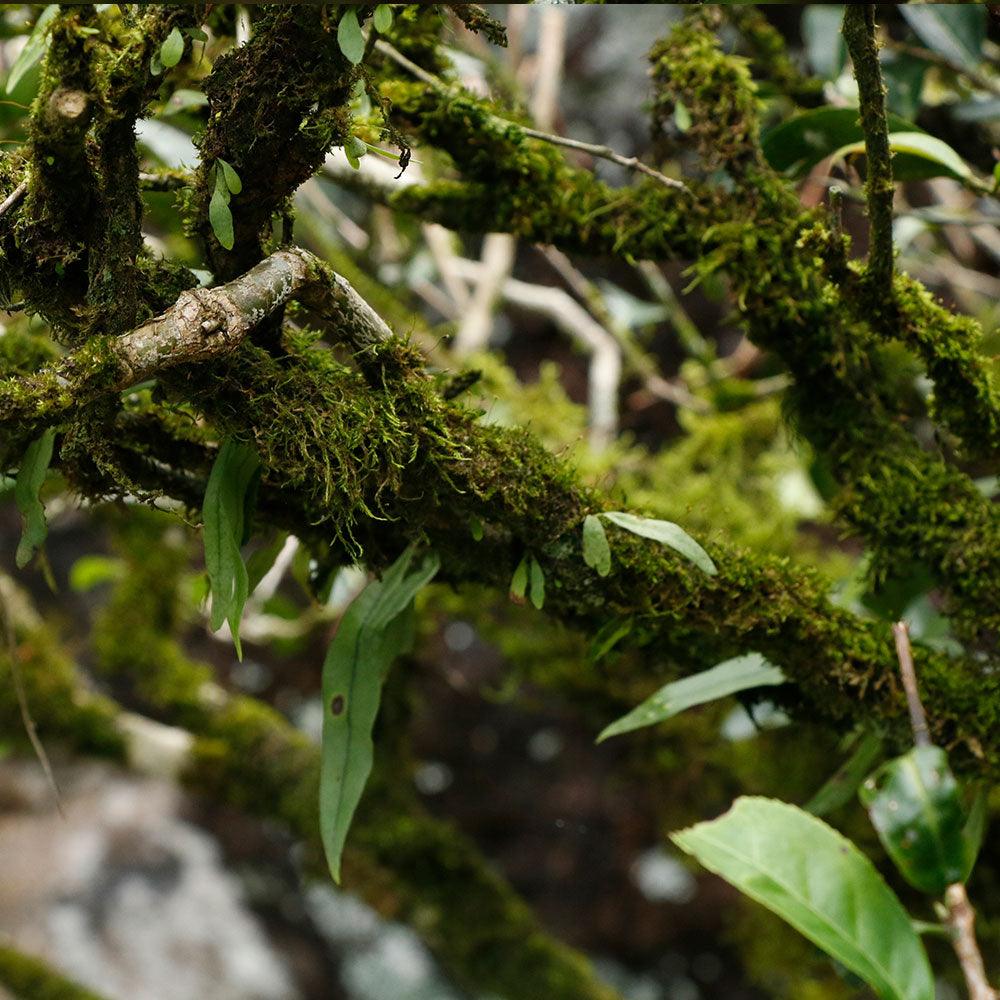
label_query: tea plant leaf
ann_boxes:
[582,515,611,576]
[833,132,971,182]
[597,653,784,742]
[14,427,56,569]
[337,7,365,65]
[5,5,58,95]
[203,438,260,658]
[672,797,934,1000]
[320,547,439,882]
[159,26,185,69]
[602,511,716,576]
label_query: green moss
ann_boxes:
[0,945,109,1000]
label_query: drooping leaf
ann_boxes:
[762,107,930,181]
[5,5,58,96]
[528,556,545,610]
[320,548,439,882]
[597,653,785,743]
[373,4,393,33]
[159,26,185,69]
[672,797,934,1000]
[14,428,56,569]
[602,511,716,576]
[202,438,260,658]
[209,176,235,250]
[510,554,528,600]
[218,157,242,194]
[337,7,365,65]
[805,728,884,817]
[831,132,971,182]
[960,787,987,882]
[900,5,986,74]
[801,5,846,81]
[860,745,968,895]
[582,514,611,577]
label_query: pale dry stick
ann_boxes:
[373,39,688,194]
[892,621,998,1000]
[0,179,27,220]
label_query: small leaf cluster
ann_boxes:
[209,158,242,251]
[582,511,716,578]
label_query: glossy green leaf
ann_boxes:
[801,5,846,80]
[805,728,884,817]
[337,7,365,65]
[320,547,439,882]
[597,653,785,743]
[218,157,242,194]
[832,132,970,182]
[602,511,716,576]
[510,555,528,600]
[582,515,611,577]
[209,180,235,250]
[203,438,260,658]
[900,5,986,73]
[5,5,58,96]
[672,797,934,1000]
[762,108,932,181]
[14,428,56,569]
[373,4,393,33]
[528,556,545,610]
[159,26,185,69]
[860,745,968,895]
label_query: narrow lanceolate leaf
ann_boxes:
[832,133,971,182]
[14,428,56,569]
[860,746,968,895]
[961,787,987,882]
[582,514,611,577]
[597,653,785,743]
[209,182,235,250]
[510,554,528,600]
[528,556,545,610]
[671,797,935,1000]
[805,728,884,817]
[159,26,185,68]
[602,511,716,576]
[5,5,58,95]
[337,7,365,65]
[373,4,393,34]
[320,547,439,883]
[203,438,260,659]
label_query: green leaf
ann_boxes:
[582,514,611,577]
[672,798,934,1000]
[5,5,58,96]
[673,98,691,133]
[881,52,928,121]
[320,547,439,882]
[900,5,986,74]
[209,183,235,250]
[602,511,716,576]
[860,745,968,895]
[801,5,846,80]
[762,107,931,181]
[597,653,785,743]
[184,26,209,42]
[469,515,484,541]
[68,555,124,593]
[159,26,185,69]
[805,728,884,817]
[337,7,365,66]
[203,438,260,658]
[14,428,56,569]
[245,532,288,595]
[960,787,987,882]
[831,132,971,182]
[587,618,632,664]
[373,4,393,33]
[510,554,528,600]
[218,157,242,194]
[528,556,545,611]
[345,135,367,162]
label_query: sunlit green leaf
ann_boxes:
[597,653,785,743]
[860,745,968,895]
[14,427,56,569]
[672,797,934,1000]
[320,547,439,882]
[203,438,260,658]
[831,132,971,182]
[5,5,58,96]
[602,511,716,576]
[373,4,393,33]
[582,514,611,577]
[337,7,365,65]
[159,26,185,69]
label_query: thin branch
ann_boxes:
[0,179,27,220]
[374,38,688,194]
[843,5,895,291]
[944,883,999,1000]
[892,620,930,748]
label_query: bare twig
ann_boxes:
[892,621,930,748]
[945,884,999,1000]
[374,38,687,194]
[843,5,895,291]
[0,179,27,220]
